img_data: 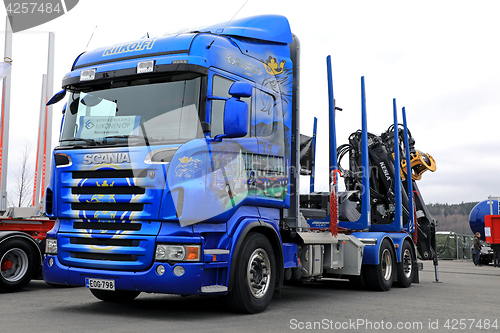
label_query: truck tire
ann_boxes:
[395,241,414,288]
[0,238,38,292]
[363,239,394,291]
[226,232,275,313]
[90,289,141,302]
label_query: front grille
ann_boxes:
[59,231,157,270]
[58,163,161,271]
[70,237,140,247]
[72,186,146,195]
[71,202,144,211]
[73,222,142,231]
[69,169,150,214]
[71,252,137,262]
[72,169,148,179]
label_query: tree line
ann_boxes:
[427,202,479,235]
[427,202,479,217]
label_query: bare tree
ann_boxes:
[8,140,33,207]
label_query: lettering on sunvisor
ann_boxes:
[103,39,157,57]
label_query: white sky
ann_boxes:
[0,0,499,205]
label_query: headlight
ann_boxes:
[155,244,200,262]
[45,238,58,255]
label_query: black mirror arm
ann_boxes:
[46,89,66,106]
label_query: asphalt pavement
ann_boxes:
[1,259,499,333]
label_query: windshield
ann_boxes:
[60,73,203,147]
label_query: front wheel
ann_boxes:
[90,289,141,302]
[0,239,38,292]
[363,239,394,291]
[226,233,276,313]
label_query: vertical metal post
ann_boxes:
[360,77,370,228]
[33,74,47,208]
[470,236,473,260]
[402,107,414,233]
[309,117,317,193]
[337,77,371,231]
[326,56,337,188]
[392,99,402,230]
[284,35,300,228]
[0,16,13,212]
[42,32,55,204]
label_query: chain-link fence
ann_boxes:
[436,231,474,260]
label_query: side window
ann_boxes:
[255,89,275,137]
[210,75,251,137]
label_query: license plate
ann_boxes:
[85,278,115,291]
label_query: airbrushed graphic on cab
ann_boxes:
[175,156,203,178]
[67,151,162,239]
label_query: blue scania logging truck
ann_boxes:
[43,15,438,313]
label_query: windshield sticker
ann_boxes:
[77,116,140,139]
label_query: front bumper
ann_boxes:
[43,255,205,295]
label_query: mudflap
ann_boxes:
[412,261,421,283]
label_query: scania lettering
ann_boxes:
[83,153,131,165]
[43,15,438,313]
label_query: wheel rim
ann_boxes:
[1,248,29,282]
[381,248,392,281]
[402,248,413,278]
[246,248,271,299]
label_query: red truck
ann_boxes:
[0,208,54,292]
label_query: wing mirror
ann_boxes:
[214,82,252,141]
[46,89,66,106]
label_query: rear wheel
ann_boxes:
[396,241,414,288]
[90,289,141,302]
[0,239,38,292]
[226,233,275,313]
[363,239,394,291]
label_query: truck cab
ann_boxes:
[44,15,297,313]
